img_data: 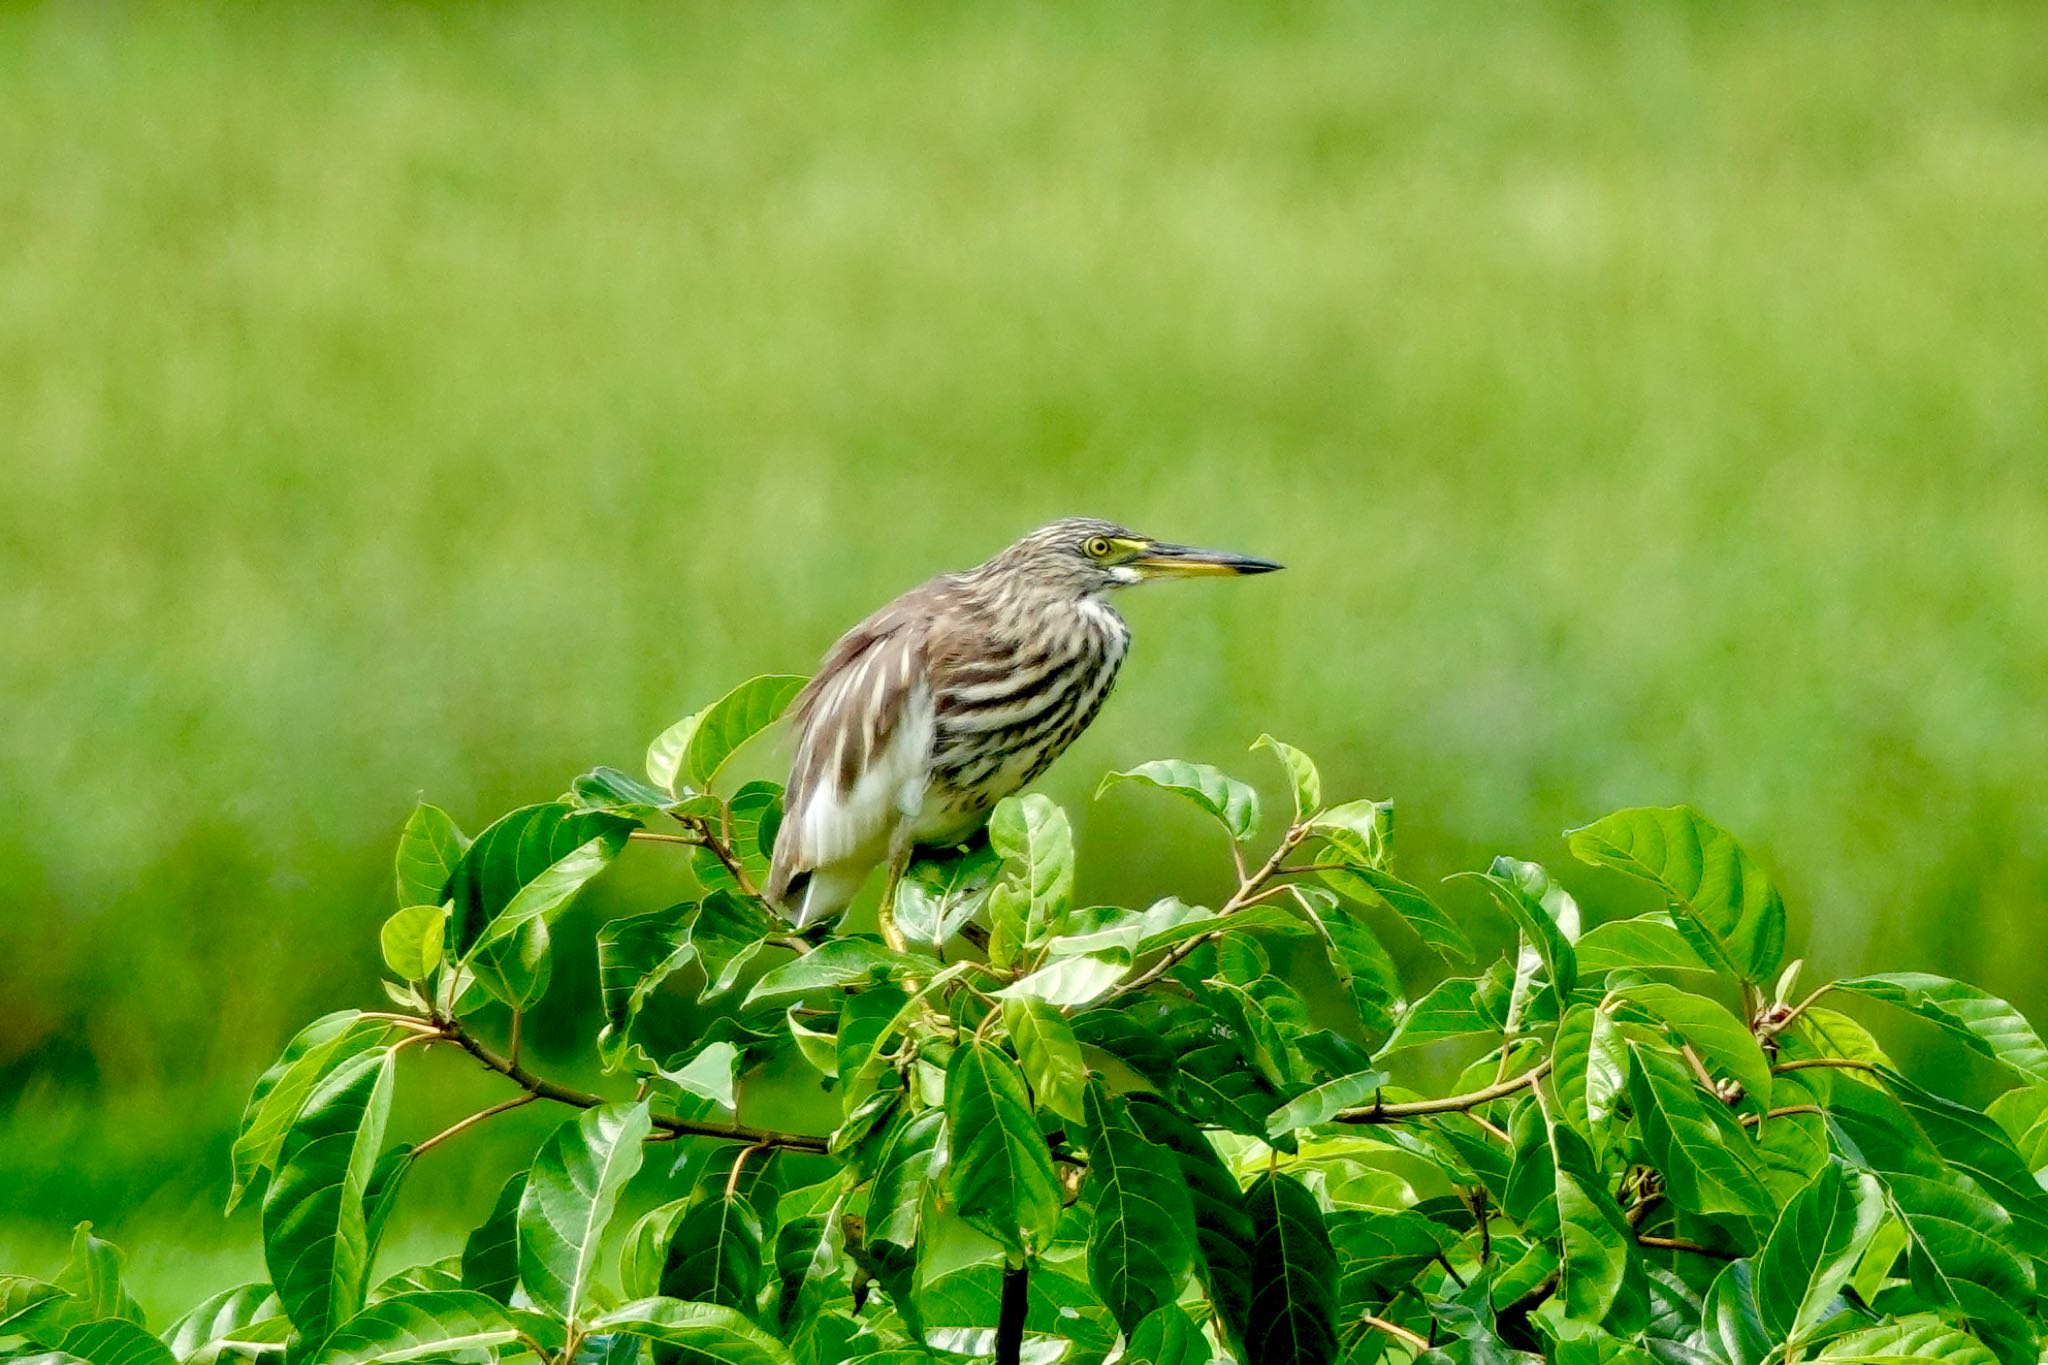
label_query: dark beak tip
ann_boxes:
[1238,558,1284,575]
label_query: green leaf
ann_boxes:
[261,1049,396,1346]
[993,950,1130,1009]
[229,1011,389,1212]
[1753,1159,1884,1342]
[1308,907,1402,1038]
[867,1109,945,1252]
[570,764,677,819]
[307,1290,523,1365]
[591,1298,796,1365]
[1815,1318,2000,1364]
[162,1285,281,1364]
[517,1102,652,1322]
[1265,1069,1387,1138]
[595,901,695,1067]
[1449,856,1578,1005]
[1124,1305,1209,1365]
[377,905,445,983]
[1624,1042,1771,1232]
[1552,1002,1628,1147]
[1081,1083,1198,1332]
[1574,914,1711,975]
[1318,853,1473,962]
[1616,980,1772,1109]
[989,793,1076,946]
[1567,805,1785,983]
[55,1224,141,1324]
[659,1192,764,1313]
[1833,973,2048,1083]
[55,1319,175,1365]
[1243,1172,1338,1365]
[1252,735,1321,824]
[895,844,1003,948]
[1382,975,1503,1053]
[691,890,783,997]
[1127,1095,1254,1346]
[445,803,634,957]
[394,803,466,910]
[0,1276,88,1342]
[1003,998,1089,1126]
[1099,759,1260,842]
[742,937,911,1009]
[679,674,808,793]
[1556,1167,1632,1325]
[458,1173,524,1304]
[689,781,782,896]
[941,1041,1062,1256]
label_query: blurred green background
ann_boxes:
[5,0,2047,1312]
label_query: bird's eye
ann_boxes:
[1084,536,1114,560]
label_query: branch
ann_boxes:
[1359,1314,1431,1354]
[435,1016,829,1152]
[1772,1057,1879,1077]
[1106,828,1305,1000]
[994,1261,1029,1365]
[413,1094,538,1157]
[1336,1060,1553,1124]
[1738,1104,1825,1128]
[1637,1233,1738,1260]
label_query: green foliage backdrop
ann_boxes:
[4,0,2048,1310]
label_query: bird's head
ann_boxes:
[984,517,1284,598]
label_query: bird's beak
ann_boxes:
[1127,542,1285,579]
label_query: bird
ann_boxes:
[766,516,1282,931]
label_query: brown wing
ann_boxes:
[767,585,944,909]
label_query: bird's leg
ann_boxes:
[876,829,914,955]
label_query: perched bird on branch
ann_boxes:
[767,516,1281,931]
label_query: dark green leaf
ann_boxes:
[394,803,466,910]
[459,1172,524,1304]
[1098,759,1260,842]
[1125,1304,1209,1365]
[1244,1172,1338,1365]
[1566,805,1785,983]
[941,1041,1061,1256]
[596,902,695,1067]
[517,1102,653,1321]
[1127,1094,1254,1347]
[659,1192,764,1314]
[445,803,634,957]
[1307,908,1402,1038]
[1753,1159,1884,1342]
[691,890,782,997]
[260,1049,395,1346]
[307,1290,523,1365]
[1383,976,1504,1053]
[1081,1082,1198,1332]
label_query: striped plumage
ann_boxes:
[767,516,1281,929]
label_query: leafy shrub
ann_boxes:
[8,674,2048,1365]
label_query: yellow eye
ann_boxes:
[1084,536,1114,560]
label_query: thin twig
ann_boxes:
[1771,1057,1879,1076]
[508,1005,524,1072]
[1637,1234,1737,1259]
[1738,1104,1825,1128]
[436,1016,829,1152]
[724,1140,773,1197]
[1359,1315,1432,1354]
[628,830,700,846]
[1106,827,1305,999]
[1336,1060,1553,1124]
[414,1094,539,1157]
